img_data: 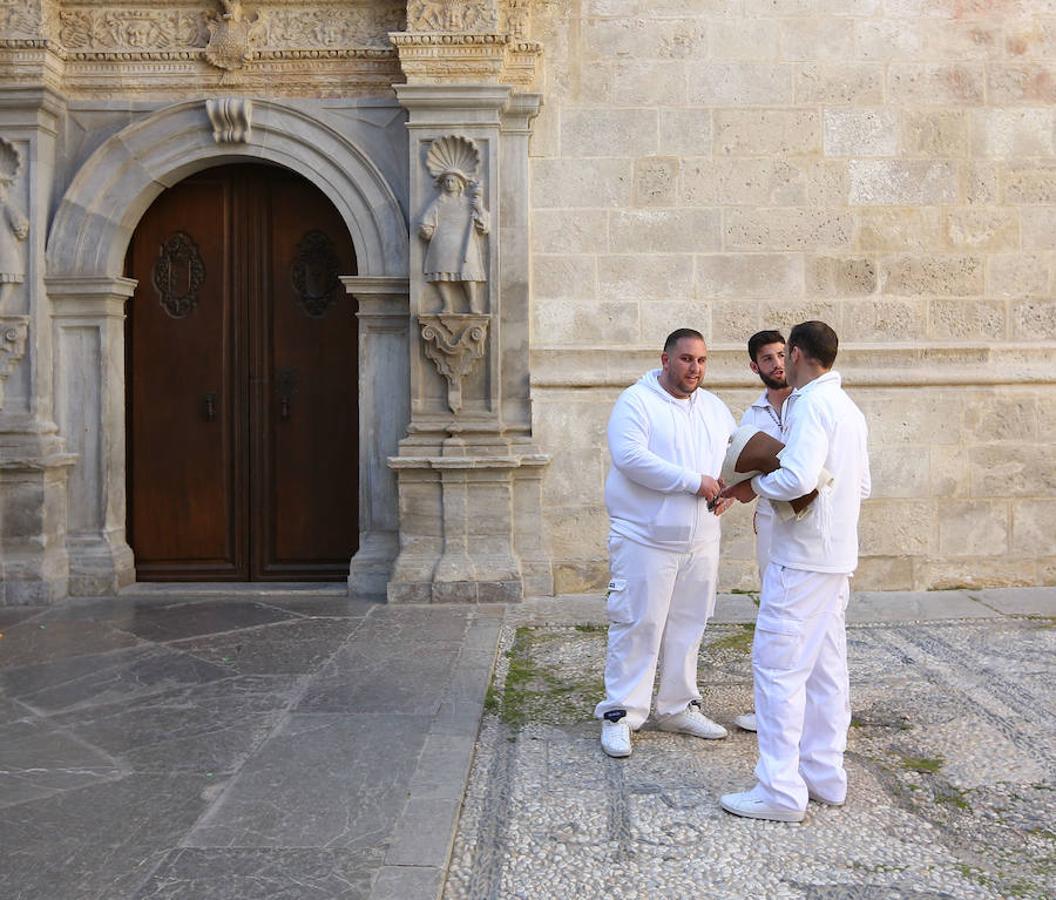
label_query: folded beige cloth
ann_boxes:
[720,425,834,521]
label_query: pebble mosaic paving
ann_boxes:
[446,618,1056,900]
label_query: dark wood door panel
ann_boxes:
[127,164,359,582]
[127,174,244,578]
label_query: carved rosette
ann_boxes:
[418,313,489,414]
[291,229,340,318]
[152,232,206,319]
[0,314,29,408]
[206,97,253,142]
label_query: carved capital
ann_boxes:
[206,98,253,143]
[0,314,29,408]
[391,31,507,83]
[419,313,489,414]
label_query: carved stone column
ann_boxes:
[342,276,410,598]
[46,275,137,595]
[386,4,552,602]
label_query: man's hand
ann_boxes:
[710,497,735,517]
[720,480,757,504]
[696,475,721,502]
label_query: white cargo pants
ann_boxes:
[753,563,851,811]
[595,534,720,730]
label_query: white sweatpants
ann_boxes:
[755,507,774,584]
[752,563,851,812]
[595,534,720,730]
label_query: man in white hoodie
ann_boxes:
[596,329,737,759]
[718,321,870,822]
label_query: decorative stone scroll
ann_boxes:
[0,138,28,302]
[0,315,29,407]
[204,0,266,71]
[206,97,253,142]
[418,313,489,413]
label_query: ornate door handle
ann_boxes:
[277,368,296,420]
[203,392,217,421]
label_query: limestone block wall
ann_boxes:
[527,1,1056,593]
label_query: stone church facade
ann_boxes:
[0,0,1053,605]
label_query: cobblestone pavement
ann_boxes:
[446,613,1056,899]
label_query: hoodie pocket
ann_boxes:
[649,494,694,543]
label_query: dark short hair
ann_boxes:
[663,328,705,353]
[787,321,838,369]
[748,329,785,362]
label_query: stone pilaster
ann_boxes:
[46,275,137,595]
[342,276,410,599]
[386,34,552,600]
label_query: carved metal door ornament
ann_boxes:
[291,229,340,318]
[152,231,206,318]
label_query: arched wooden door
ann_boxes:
[126,164,359,581]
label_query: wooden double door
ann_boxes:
[126,164,359,581]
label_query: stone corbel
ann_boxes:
[206,98,253,143]
[419,313,489,413]
[0,315,29,407]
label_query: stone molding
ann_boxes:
[206,97,252,142]
[530,344,1056,391]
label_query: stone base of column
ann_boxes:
[347,530,399,600]
[0,446,76,605]
[67,531,135,596]
[387,452,550,603]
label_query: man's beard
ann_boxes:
[759,371,787,390]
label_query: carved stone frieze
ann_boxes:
[0,0,59,42]
[206,97,252,142]
[0,315,30,408]
[406,0,498,34]
[418,313,489,414]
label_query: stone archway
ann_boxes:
[45,98,410,595]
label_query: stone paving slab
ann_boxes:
[447,614,1056,900]
[0,594,499,900]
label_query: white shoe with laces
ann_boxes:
[600,719,632,758]
[720,785,805,823]
[656,702,728,740]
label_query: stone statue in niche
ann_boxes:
[0,138,29,306]
[418,135,490,315]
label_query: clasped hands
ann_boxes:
[696,476,736,516]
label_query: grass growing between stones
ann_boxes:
[706,623,755,654]
[487,626,604,729]
[900,754,944,774]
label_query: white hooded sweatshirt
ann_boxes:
[750,371,871,575]
[606,370,736,552]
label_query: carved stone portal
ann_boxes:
[206,98,253,143]
[418,313,489,413]
[0,315,29,408]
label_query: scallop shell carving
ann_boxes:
[0,139,22,186]
[425,135,481,181]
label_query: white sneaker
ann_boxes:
[601,719,632,758]
[720,785,805,823]
[656,703,728,740]
[733,712,757,732]
[807,789,845,807]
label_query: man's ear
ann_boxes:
[660,351,670,369]
[749,360,760,375]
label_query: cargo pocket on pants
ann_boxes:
[606,578,632,625]
[753,622,803,672]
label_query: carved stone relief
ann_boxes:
[406,0,498,33]
[418,135,489,315]
[291,229,340,318]
[152,231,205,318]
[0,139,29,308]
[204,0,266,70]
[418,314,488,414]
[0,315,29,408]
[206,97,253,142]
